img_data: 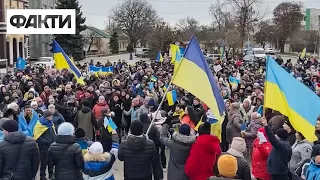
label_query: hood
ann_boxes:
[96,101,107,106]
[83,152,111,171]
[172,132,196,145]
[4,131,26,144]
[55,135,76,144]
[228,108,240,116]
[195,134,220,153]
[81,106,91,113]
[312,144,320,157]
[126,134,147,151]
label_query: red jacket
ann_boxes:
[252,137,272,180]
[92,102,110,119]
[185,134,221,180]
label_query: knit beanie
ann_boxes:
[148,98,156,107]
[1,120,18,132]
[43,110,53,118]
[198,121,211,135]
[57,122,75,135]
[230,137,246,153]
[130,120,143,136]
[89,142,104,155]
[179,124,190,136]
[276,128,289,140]
[75,128,85,138]
[217,154,238,178]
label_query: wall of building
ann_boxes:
[28,0,55,59]
[305,8,320,31]
[4,0,27,65]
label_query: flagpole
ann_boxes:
[146,54,184,135]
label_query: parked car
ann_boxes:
[207,54,220,60]
[243,54,255,62]
[34,57,55,68]
[265,48,274,55]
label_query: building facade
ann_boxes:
[3,0,28,65]
[28,0,56,60]
[305,8,320,31]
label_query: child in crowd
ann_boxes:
[75,128,93,155]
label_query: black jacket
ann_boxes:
[48,135,84,180]
[36,120,56,149]
[0,131,40,180]
[265,125,292,175]
[118,134,161,180]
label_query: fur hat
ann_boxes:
[179,124,190,136]
[217,154,238,178]
[198,121,211,135]
[130,120,143,136]
[89,142,104,155]
[276,128,289,140]
[57,122,75,135]
[230,137,246,153]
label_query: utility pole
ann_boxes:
[0,0,7,60]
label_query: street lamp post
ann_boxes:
[0,0,7,60]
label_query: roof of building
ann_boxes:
[87,26,111,39]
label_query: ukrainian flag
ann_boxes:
[52,40,85,85]
[167,90,177,106]
[101,66,114,74]
[89,65,101,72]
[104,116,117,133]
[170,44,182,65]
[156,51,164,63]
[195,110,221,139]
[265,56,320,141]
[171,36,225,122]
[300,47,306,59]
[163,84,169,92]
[229,76,240,88]
[150,75,158,82]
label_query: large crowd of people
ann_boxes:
[0,55,319,180]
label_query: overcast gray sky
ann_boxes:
[79,0,320,29]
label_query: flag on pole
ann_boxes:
[156,51,164,63]
[16,57,26,70]
[167,90,177,106]
[300,47,306,59]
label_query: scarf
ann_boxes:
[39,116,53,128]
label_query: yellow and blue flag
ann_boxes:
[170,44,182,64]
[156,51,164,63]
[101,66,114,74]
[163,84,169,92]
[89,65,101,72]
[265,56,320,141]
[229,76,240,88]
[167,90,177,106]
[195,110,221,139]
[104,117,117,133]
[171,35,225,122]
[16,57,26,70]
[52,40,85,85]
[300,47,306,59]
[150,75,158,82]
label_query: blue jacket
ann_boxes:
[52,111,65,131]
[305,159,320,180]
[18,110,39,137]
[265,125,292,175]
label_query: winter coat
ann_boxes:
[34,117,56,149]
[141,118,161,148]
[160,125,196,180]
[239,104,255,124]
[215,150,251,180]
[75,137,92,155]
[244,120,263,148]
[110,100,123,128]
[185,134,222,180]
[48,135,84,180]
[304,159,320,180]
[289,140,312,173]
[208,177,241,180]
[181,114,196,129]
[226,108,243,144]
[83,152,117,180]
[92,102,109,119]
[74,106,98,141]
[287,131,297,146]
[252,138,272,180]
[52,111,65,131]
[118,134,161,180]
[192,105,206,125]
[123,106,139,122]
[268,115,286,133]
[265,126,292,175]
[0,131,40,180]
[136,105,150,121]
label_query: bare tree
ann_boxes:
[176,17,200,41]
[273,1,304,52]
[110,0,158,47]
[209,0,228,33]
[254,20,275,48]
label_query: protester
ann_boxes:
[261,117,292,180]
[48,122,84,180]
[0,120,40,180]
[185,121,222,180]
[209,154,239,180]
[283,120,297,146]
[34,110,56,180]
[118,120,161,180]
[75,128,93,155]
[160,123,196,180]
[226,103,243,145]
[242,112,263,155]
[18,104,39,137]
[48,104,65,131]
[92,95,109,119]
[83,142,118,180]
[251,127,272,180]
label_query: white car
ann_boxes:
[34,57,55,68]
[207,54,220,60]
[265,48,274,54]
